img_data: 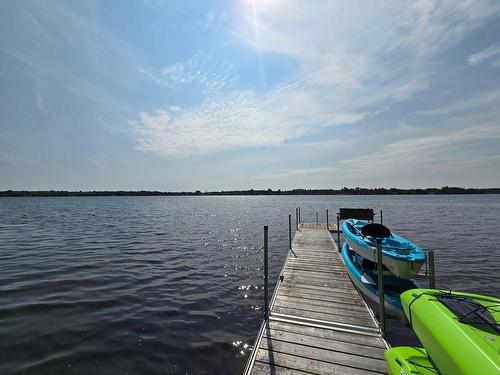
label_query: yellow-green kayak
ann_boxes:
[401,289,500,375]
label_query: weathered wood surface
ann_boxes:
[245,225,388,375]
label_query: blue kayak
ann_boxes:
[341,242,420,319]
[342,219,426,278]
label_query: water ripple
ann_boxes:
[0,195,499,374]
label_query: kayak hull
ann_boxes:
[401,289,500,375]
[384,346,438,375]
[341,242,420,320]
[342,219,426,278]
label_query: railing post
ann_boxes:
[316,212,319,224]
[337,213,340,250]
[380,210,383,225]
[288,214,292,250]
[429,251,436,289]
[376,239,386,335]
[326,209,329,230]
[264,226,269,318]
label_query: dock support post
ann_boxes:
[429,251,436,289]
[337,213,341,251]
[376,239,386,336]
[295,208,298,230]
[316,212,319,224]
[298,207,301,223]
[326,209,329,230]
[264,226,269,318]
[288,215,292,250]
[380,210,383,225]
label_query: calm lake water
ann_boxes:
[0,195,499,374]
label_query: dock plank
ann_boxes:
[263,327,385,358]
[258,338,387,372]
[277,290,366,311]
[274,292,372,313]
[255,350,385,375]
[267,321,386,349]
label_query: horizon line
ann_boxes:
[1,187,500,197]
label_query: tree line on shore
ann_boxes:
[1,186,499,197]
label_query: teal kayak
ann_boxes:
[342,219,426,278]
[341,242,420,319]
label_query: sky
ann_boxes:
[1,0,500,191]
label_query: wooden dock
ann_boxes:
[244,224,388,374]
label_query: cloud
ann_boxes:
[393,0,500,56]
[132,0,500,159]
[338,123,500,178]
[131,87,366,158]
[263,122,500,186]
[141,53,236,95]
[468,43,500,65]
[237,1,500,60]
[1,1,138,112]
[416,89,500,115]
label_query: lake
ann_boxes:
[0,195,499,374]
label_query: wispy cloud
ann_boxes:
[416,89,500,115]
[131,0,500,159]
[468,43,500,65]
[1,1,138,112]
[263,122,500,186]
[131,87,366,158]
[393,0,500,56]
[141,53,236,95]
[338,123,500,178]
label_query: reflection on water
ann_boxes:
[0,195,499,374]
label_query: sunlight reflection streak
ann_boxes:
[252,0,267,88]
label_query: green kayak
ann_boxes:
[385,346,438,375]
[401,289,500,375]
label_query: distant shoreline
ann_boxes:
[1,187,499,197]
